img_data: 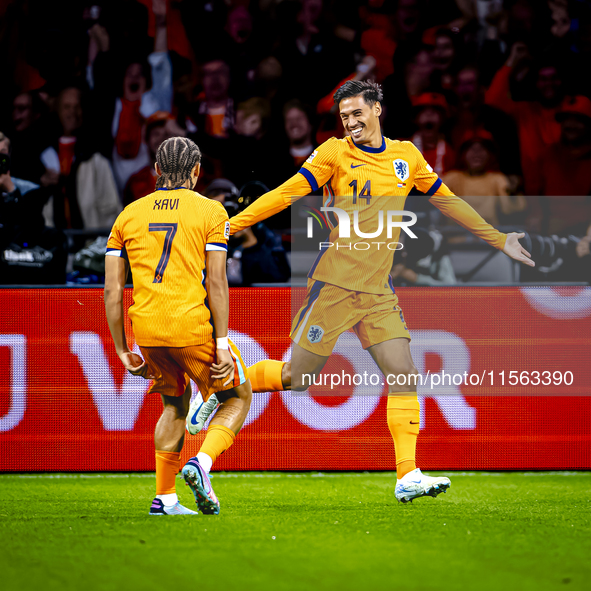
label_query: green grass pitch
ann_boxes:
[1,472,590,591]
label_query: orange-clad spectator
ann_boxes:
[195,60,234,139]
[485,42,565,195]
[449,65,521,183]
[411,93,456,177]
[528,96,591,235]
[443,130,526,227]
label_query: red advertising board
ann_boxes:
[0,287,590,471]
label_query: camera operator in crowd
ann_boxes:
[390,227,457,286]
[205,179,290,286]
[0,132,67,284]
[521,229,591,284]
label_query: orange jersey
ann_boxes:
[106,188,230,347]
[230,135,507,295]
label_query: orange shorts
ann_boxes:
[139,338,248,400]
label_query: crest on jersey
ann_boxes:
[306,150,318,164]
[307,325,324,344]
[224,221,231,239]
[393,159,409,182]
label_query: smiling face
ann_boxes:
[433,34,454,69]
[284,107,311,144]
[464,141,490,173]
[338,95,381,145]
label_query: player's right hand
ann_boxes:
[211,348,235,387]
[119,352,155,379]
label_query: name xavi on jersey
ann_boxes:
[153,198,180,211]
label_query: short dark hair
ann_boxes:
[333,80,383,107]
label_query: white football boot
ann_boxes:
[186,392,220,435]
[395,468,451,503]
[149,498,198,515]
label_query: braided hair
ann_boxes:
[155,137,202,189]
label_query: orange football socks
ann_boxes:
[155,450,180,495]
[387,395,420,479]
[198,424,236,467]
[248,360,285,392]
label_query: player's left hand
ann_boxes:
[119,352,155,379]
[211,348,235,387]
[576,235,591,258]
[502,232,535,267]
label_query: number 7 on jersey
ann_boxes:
[149,223,178,283]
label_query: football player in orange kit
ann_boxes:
[104,137,252,515]
[227,80,535,502]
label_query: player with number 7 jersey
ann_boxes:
[105,137,252,516]
[107,185,230,347]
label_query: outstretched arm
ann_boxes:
[429,183,534,267]
[230,172,312,234]
[411,142,534,267]
[231,137,340,233]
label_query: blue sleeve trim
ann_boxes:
[298,167,319,192]
[426,178,442,196]
[207,242,228,249]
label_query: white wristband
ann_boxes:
[216,337,229,349]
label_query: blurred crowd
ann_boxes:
[1,0,591,284]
